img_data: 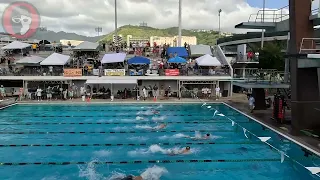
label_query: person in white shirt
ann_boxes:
[248,95,255,113]
[142,86,147,101]
[215,86,220,100]
[36,87,42,101]
[48,66,53,76]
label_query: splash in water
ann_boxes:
[78,159,104,180]
[158,133,188,140]
[136,110,154,116]
[136,116,144,120]
[152,116,166,121]
[135,125,153,130]
[108,165,167,180]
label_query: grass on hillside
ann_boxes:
[99,25,220,46]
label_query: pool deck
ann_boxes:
[6,94,320,156]
[225,94,320,157]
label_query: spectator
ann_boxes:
[215,86,220,100]
[248,95,255,113]
[47,86,52,101]
[0,85,5,100]
[49,66,53,76]
[36,87,42,101]
[142,86,147,101]
[153,84,158,100]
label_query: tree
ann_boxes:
[258,41,285,71]
[247,41,285,71]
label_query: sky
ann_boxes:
[0,0,318,37]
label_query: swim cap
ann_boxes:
[206,133,210,136]
[186,146,190,150]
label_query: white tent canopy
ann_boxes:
[73,41,99,51]
[196,54,222,66]
[190,45,212,56]
[40,53,70,66]
[85,79,137,84]
[16,55,44,65]
[1,41,31,50]
[101,53,126,64]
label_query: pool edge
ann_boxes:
[222,102,320,157]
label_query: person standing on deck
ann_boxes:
[142,86,147,101]
[0,85,5,100]
[47,86,52,101]
[215,86,220,100]
[36,87,42,101]
[248,95,255,113]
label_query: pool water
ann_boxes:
[0,103,319,180]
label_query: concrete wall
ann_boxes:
[275,19,289,32]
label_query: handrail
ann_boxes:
[299,38,320,54]
[248,5,289,23]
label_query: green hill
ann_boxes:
[99,25,220,45]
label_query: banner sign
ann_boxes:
[104,69,125,76]
[93,69,99,76]
[64,69,82,77]
[165,69,180,76]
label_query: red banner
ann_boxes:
[165,69,180,76]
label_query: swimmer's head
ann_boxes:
[186,146,190,150]
[206,133,210,137]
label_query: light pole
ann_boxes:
[95,27,102,36]
[261,0,265,49]
[178,0,182,47]
[39,27,47,51]
[218,9,222,38]
[114,0,118,46]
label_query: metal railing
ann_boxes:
[299,38,320,54]
[233,68,287,83]
[248,5,289,23]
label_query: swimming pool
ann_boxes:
[0,103,319,180]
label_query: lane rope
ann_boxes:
[0,121,253,126]
[0,141,287,148]
[0,129,242,134]
[0,158,315,166]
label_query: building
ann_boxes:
[150,36,197,47]
[126,35,197,47]
[60,39,84,47]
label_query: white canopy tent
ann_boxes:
[196,54,222,66]
[73,41,99,51]
[101,53,126,64]
[1,41,31,50]
[40,53,70,66]
[85,79,137,84]
[189,45,212,56]
[15,55,44,66]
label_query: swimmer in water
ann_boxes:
[187,133,211,140]
[167,146,191,156]
[152,109,160,114]
[118,175,143,180]
[153,123,167,130]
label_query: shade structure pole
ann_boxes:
[178,0,182,47]
[114,0,118,46]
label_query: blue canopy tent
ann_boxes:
[128,56,150,64]
[168,56,187,64]
[166,47,188,57]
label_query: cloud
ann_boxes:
[0,0,289,36]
